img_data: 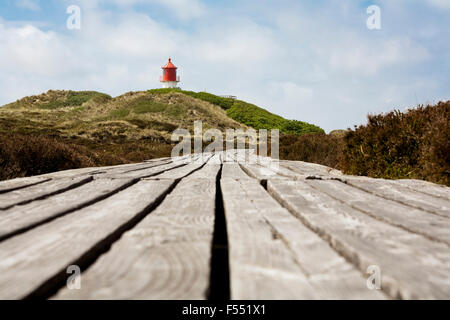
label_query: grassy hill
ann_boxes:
[0,89,323,180]
[148,88,324,135]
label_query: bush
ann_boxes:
[0,133,175,181]
[0,134,95,180]
[341,101,449,185]
[280,133,344,168]
[278,101,449,186]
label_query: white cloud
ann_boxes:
[329,37,429,75]
[0,24,80,76]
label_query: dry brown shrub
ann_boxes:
[0,134,95,180]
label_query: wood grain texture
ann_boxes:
[144,157,171,162]
[307,180,450,245]
[36,155,189,179]
[222,177,311,299]
[346,178,450,218]
[92,160,172,176]
[239,163,292,180]
[144,155,212,180]
[280,160,343,178]
[221,163,253,180]
[0,179,174,299]
[0,177,51,194]
[221,177,384,299]
[37,166,114,178]
[100,161,187,179]
[0,178,134,240]
[0,176,92,210]
[54,165,220,299]
[391,179,450,200]
[0,150,449,300]
[268,179,450,299]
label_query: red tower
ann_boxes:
[160,58,180,88]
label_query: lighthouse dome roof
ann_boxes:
[162,58,177,69]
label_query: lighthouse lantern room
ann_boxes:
[160,58,180,88]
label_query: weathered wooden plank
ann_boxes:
[55,165,220,299]
[239,163,292,180]
[144,163,203,180]
[221,177,310,299]
[38,166,114,179]
[280,160,343,176]
[187,163,220,179]
[100,154,201,179]
[39,154,194,179]
[0,177,51,194]
[144,157,171,163]
[346,178,450,218]
[101,159,172,174]
[223,150,270,166]
[393,179,450,200]
[221,176,384,299]
[222,163,253,180]
[235,152,330,181]
[0,176,92,210]
[205,152,223,165]
[268,180,450,299]
[0,179,175,299]
[144,155,212,180]
[280,161,342,179]
[307,180,450,246]
[38,155,190,179]
[90,161,173,179]
[0,178,134,241]
[102,161,187,179]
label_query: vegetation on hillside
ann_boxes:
[279,132,344,169]
[0,134,94,180]
[148,88,324,135]
[281,101,449,186]
[0,89,248,180]
[1,88,447,186]
[0,133,173,180]
[226,101,323,135]
[342,101,449,185]
[1,89,245,139]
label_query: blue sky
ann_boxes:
[0,0,449,132]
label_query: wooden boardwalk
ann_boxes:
[0,151,449,300]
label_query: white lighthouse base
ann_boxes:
[161,81,179,89]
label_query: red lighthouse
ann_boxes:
[160,58,180,88]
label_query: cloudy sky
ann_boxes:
[0,0,449,132]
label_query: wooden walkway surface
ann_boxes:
[0,151,449,300]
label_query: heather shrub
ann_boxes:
[280,133,344,168]
[341,101,449,185]
[0,134,94,180]
[0,134,174,180]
